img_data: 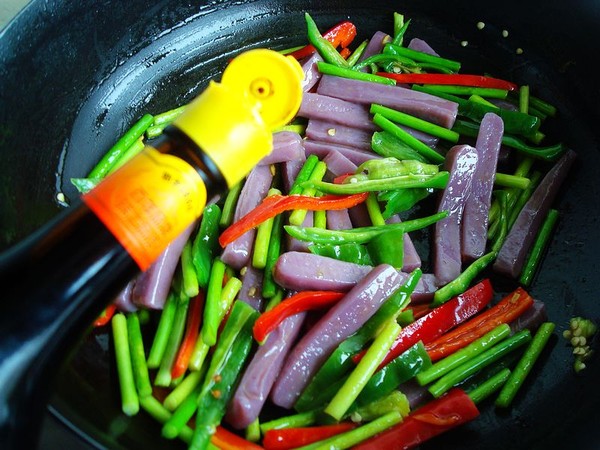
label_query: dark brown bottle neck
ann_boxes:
[152,125,228,197]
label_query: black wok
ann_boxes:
[0,0,599,449]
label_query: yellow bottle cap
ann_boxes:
[173,49,303,188]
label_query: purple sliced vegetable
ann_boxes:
[225,311,306,429]
[494,149,576,278]
[273,251,372,292]
[327,209,353,230]
[316,75,458,128]
[298,92,376,131]
[386,215,422,273]
[221,165,273,270]
[131,222,195,310]
[323,150,358,179]
[461,113,504,260]
[285,210,313,253]
[301,52,324,92]
[434,145,479,286]
[509,300,547,334]
[306,120,373,152]
[400,379,433,410]
[304,140,379,166]
[258,131,304,166]
[113,280,137,313]
[270,264,402,408]
[238,264,266,312]
[407,37,440,56]
[273,251,437,301]
[357,31,391,69]
[282,157,306,194]
[349,203,373,228]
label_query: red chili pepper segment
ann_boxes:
[375,72,518,91]
[353,279,493,368]
[352,389,479,450]
[211,425,265,450]
[171,291,205,379]
[425,286,534,361]
[263,423,356,450]
[94,303,117,327]
[289,21,357,60]
[218,193,369,248]
[253,290,345,343]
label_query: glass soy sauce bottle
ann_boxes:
[0,49,302,449]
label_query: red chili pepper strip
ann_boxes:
[425,286,534,361]
[289,21,357,60]
[375,73,518,91]
[94,304,116,327]
[219,193,369,248]
[171,292,204,379]
[253,290,345,342]
[353,388,479,450]
[353,279,493,369]
[263,423,356,450]
[406,304,433,321]
[211,426,265,450]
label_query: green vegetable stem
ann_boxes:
[496,322,555,407]
[428,329,532,398]
[88,113,154,179]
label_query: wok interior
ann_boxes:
[0,0,599,449]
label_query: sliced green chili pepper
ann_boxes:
[285,211,447,245]
[392,14,410,46]
[371,130,428,162]
[352,390,410,423]
[367,229,404,268]
[305,13,349,67]
[347,39,369,66]
[378,188,432,219]
[354,342,432,408]
[192,204,222,288]
[308,243,374,266]
[302,171,449,196]
[191,301,259,450]
[357,157,440,180]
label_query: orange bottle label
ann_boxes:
[83,147,206,271]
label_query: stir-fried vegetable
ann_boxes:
[77,10,584,450]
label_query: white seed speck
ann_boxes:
[327,128,336,136]
[502,29,509,38]
[461,40,469,47]
[476,21,485,30]
[56,192,66,203]
[516,47,524,55]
